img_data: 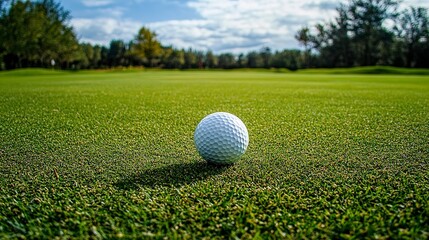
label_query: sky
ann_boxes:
[62,0,429,53]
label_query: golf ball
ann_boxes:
[194,112,249,164]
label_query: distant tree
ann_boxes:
[162,47,185,69]
[0,0,10,61]
[159,46,172,68]
[236,53,246,68]
[39,0,80,67]
[331,5,354,67]
[271,50,285,68]
[92,45,102,68]
[295,27,311,50]
[182,49,205,68]
[298,0,400,67]
[246,51,263,68]
[396,7,429,67]
[271,50,302,70]
[79,43,91,68]
[108,40,127,67]
[131,27,162,67]
[195,50,205,69]
[348,0,399,66]
[1,1,36,68]
[0,0,79,69]
[316,5,354,67]
[205,50,217,68]
[183,48,197,69]
[100,46,109,68]
[217,53,236,69]
[259,47,272,68]
[295,27,312,67]
[79,43,102,69]
[312,24,329,50]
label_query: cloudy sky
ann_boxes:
[63,0,429,53]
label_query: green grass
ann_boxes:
[0,70,428,239]
[297,66,429,75]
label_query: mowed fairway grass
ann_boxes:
[0,69,428,239]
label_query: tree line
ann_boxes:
[296,0,429,68]
[0,0,428,70]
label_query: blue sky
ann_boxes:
[63,0,429,53]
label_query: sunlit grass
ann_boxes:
[1,70,428,239]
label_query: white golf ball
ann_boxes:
[194,112,249,164]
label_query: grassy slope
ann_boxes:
[0,70,428,239]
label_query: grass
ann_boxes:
[297,66,429,75]
[0,69,428,239]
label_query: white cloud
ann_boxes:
[97,7,125,18]
[71,0,429,53]
[81,0,113,7]
[148,0,338,53]
[72,18,140,45]
[71,5,138,45]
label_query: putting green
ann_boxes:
[1,69,428,238]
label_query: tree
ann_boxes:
[396,7,429,67]
[162,47,185,69]
[183,48,197,69]
[236,53,246,68]
[348,0,398,66]
[217,53,236,69]
[205,50,217,68]
[99,46,109,68]
[131,27,162,67]
[78,43,91,68]
[91,45,102,68]
[246,51,263,68]
[297,0,401,67]
[330,5,354,67]
[308,24,333,67]
[0,0,11,67]
[1,1,35,68]
[79,43,102,69]
[38,0,79,68]
[259,47,272,68]
[108,40,127,67]
[195,50,205,69]
[159,46,172,68]
[0,0,79,69]
[295,27,312,67]
[314,5,354,67]
[271,50,302,70]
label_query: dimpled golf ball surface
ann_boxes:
[194,112,249,164]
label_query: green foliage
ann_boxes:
[299,0,429,68]
[271,49,302,70]
[108,40,128,67]
[396,7,429,67]
[0,0,79,69]
[161,47,185,69]
[348,0,398,65]
[130,27,162,67]
[0,70,428,239]
[217,53,236,69]
[205,50,218,68]
[79,43,103,69]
